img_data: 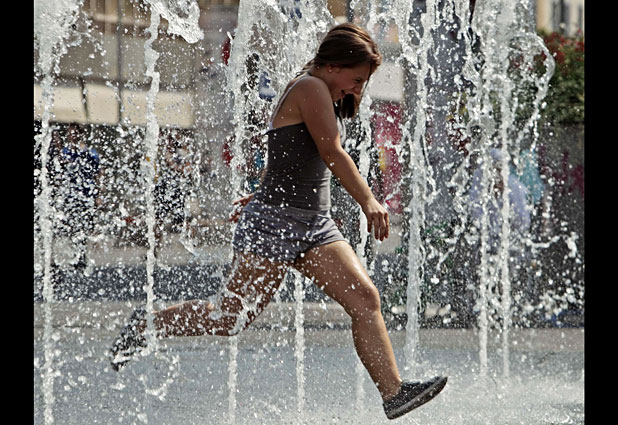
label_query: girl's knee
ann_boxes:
[216,312,251,336]
[346,281,382,318]
[362,284,382,312]
[208,298,255,336]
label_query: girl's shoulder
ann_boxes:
[285,74,328,97]
[281,76,333,116]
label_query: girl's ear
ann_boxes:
[326,63,341,74]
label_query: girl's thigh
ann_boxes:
[292,241,381,316]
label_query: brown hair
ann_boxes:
[299,23,382,119]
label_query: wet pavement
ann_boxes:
[35,230,584,424]
[34,300,584,425]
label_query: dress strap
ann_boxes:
[268,73,311,129]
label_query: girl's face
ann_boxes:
[326,62,373,102]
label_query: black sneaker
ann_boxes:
[109,308,148,371]
[383,376,447,420]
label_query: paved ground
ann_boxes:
[34,300,584,425]
[35,227,584,424]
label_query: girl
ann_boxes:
[110,23,446,420]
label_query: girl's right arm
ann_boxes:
[294,78,389,241]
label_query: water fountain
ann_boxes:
[34,0,584,424]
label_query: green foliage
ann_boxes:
[538,31,585,124]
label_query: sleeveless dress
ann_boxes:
[232,75,346,262]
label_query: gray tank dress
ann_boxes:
[232,75,346,262]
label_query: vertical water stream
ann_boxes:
[34,2,83,423]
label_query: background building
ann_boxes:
[536,0,585,36]
[33,0,584,127]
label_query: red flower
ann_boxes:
[553,49,565,64]
[576,40,584,52]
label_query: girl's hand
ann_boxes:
[229,193,254,223]
[361,197,390,241]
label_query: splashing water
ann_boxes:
[34,0,582,424]
[293,272,306,419]
[34,2,84,424]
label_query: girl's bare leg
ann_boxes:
[293,240,402,401]
[153,252,289,337]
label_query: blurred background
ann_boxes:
[33,0,584,330]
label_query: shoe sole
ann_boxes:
[386,376,448,420]
[109,308,147,372]
[110,353,132,371]
[109,341,147,371]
